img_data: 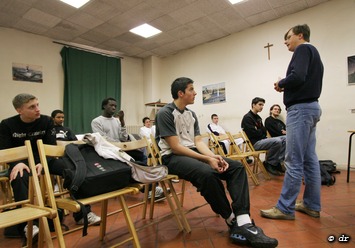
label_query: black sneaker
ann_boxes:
[230,222,278,248]
[226,219,249,245]
[275,163,285,173]
[263,162,282,176]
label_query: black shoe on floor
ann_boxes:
[226,219,249,246]
[275,163,285,173]
[230,221,278,248]
[264,162,282,176]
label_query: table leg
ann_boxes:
[347,132,355,183]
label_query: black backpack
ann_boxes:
[319,160,340,186]
[53,143,132,236]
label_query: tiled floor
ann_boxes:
[1,170,355,248]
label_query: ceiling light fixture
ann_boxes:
[60,0,91,8]
[129,23,162,38]
[228,0,247,4]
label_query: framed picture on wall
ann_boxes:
[12,62,43,83]
[348,55,355,85]
[202,82,226,104]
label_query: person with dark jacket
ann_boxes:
[51,109,77,141]
[241,97,286,176]
[265,104,286,137]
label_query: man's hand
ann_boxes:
[35,163,43,176]
[9,163,30,182]
[207,155,229,173]
[274,81,284,92]
[117,110,125,127]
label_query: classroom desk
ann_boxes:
[347,130,355,183]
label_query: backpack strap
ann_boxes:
[64,143,89,236]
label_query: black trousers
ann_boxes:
[162,152,250,219]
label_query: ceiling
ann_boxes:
[0,0,330,58]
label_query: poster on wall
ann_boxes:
[202,82,226,104]
[348,55,355,85]
[12,62,43,83]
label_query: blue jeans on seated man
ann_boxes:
[253,136,286,166]
[277,101,322,215]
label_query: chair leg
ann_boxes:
[179,180,186,207]
[118,195,141,248]
[99,200,108,241]
[241,158,259,186]
[255,157,271,180]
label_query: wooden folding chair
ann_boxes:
[0,141,57,248]
[36,139,141,248]
[0,163,13,205]
[113,137,191,233]
[230,131,270,180]
[209,132,260,185]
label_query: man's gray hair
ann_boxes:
[12,93,37,109]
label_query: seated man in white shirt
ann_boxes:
[207,114,231,154]
[139,117,153,141]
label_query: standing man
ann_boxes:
[241,97,286,176]
[261,24,323,220]
[155,77,278,248]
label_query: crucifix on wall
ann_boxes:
[264,42,273,60]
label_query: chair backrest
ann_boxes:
[209,133,230,156]
[240,130,257,152]
[113,137,158,166]
[149,134,162,164]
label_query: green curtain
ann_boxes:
[60,47,121,134]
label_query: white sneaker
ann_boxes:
[76,212,101,225]
[54,184,59,193]
[24,224,39,239]
[172,179,180,183]
[148,186,165,199]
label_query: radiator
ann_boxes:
[126,125,141,134]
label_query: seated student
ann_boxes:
[207,114,229,154]
[264,104,286,137]
[91,97,164,198]
[50,109,100,224]
[241,97,286,176]
[0,94,100,243]
[155,77,278,248]
[51,109,78,141]
[139,116,153,141]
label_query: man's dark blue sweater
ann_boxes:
[278,43,323,108]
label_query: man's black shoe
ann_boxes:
[263,162,282,176]
[275,163,285,173]
[226,219,249,245]
[230,222,278,248]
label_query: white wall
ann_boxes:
[0,28,63,119]
[0,27,144,126]
[151,0,355,167]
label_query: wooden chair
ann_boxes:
[230,131,270,180]
[209,132,260,185]
[0,163,13,205]
[0,140,57,248]
[36,139,141,248]
[113,137,191,233]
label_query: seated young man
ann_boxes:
[0,94,100,243]
[241,97,286,176]
[155,77,278,248]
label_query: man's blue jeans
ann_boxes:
[277,101,322,214]
[253,136,286,166]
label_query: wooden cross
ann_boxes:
[264,42,273,60]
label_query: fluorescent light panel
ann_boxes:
[130,23,162,38]
[60,0,91,8]
[228,0,247,4]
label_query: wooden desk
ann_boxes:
[347,130,355,182]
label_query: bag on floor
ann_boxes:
[319,161,336,187]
